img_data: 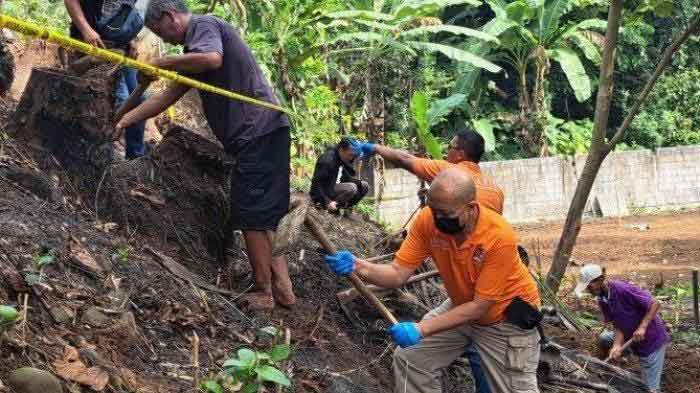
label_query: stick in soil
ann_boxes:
[277,328,292,393]
[693,269,699,331]
[191,330,200,390]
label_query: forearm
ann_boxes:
[417,300,492,337]
[374,145,417,171]
[64,0,93,36]
[122,84,189,125]
[639,300,660,329]
[354,260,411,289]
[613,328,625,346]
[154,53,223,74]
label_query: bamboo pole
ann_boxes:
[0,14,295,117]
[693,270,699,331]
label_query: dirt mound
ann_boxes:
[0,153,396,393]
[3,64,697,393]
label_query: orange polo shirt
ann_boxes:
[396,206,540,325]
[411,159,504,215]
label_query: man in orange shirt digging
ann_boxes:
[324,168,541,393]
[351,128,504,214]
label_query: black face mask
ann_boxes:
[434,215,464,235]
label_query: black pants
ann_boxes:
[229,127,290,231]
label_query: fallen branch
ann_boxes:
[546,375,608,391]
[191,331,200,390]
[145,247,235,296]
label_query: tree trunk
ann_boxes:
[515,63,534,154]
[545,0,623,291]
[0,33,14,95]
[545,5,700,292]
[532,46,550,157]
[362,64,385,144]
[8,67,117,186]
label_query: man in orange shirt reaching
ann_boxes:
[350,128,504,214]
[324,168,541,393]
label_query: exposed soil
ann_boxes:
[520,212,700,393]
[517,211,700,287]
[1,45,699,393]
[546,328,700,393]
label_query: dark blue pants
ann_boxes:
[465,343,491,393]
[114,67,145,159]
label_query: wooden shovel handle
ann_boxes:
[304,215,399,325]
[604,338,635,363]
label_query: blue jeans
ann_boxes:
[599,330,666,392]
[114,67,145,159]
[465,343,491,393]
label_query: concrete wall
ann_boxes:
[371,146,700,228]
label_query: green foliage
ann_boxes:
[32,253,56,270]
[113,246,132,265]
[656,282,692,326]
[626,69,700,149]
[4,0,69,32]
[576,310,602,329]
[26,250,56,286]
[673,330,700,346]
[427,94,467,126]
[0,305,19,324]
[293,85,342,175]
[200,341,292,393]
[223,347,291,391]
[200,380,224,393]
[471,119,497,152]
[410,91,445,159]
[0,305,19,333]
[545,117,593,156]
[8,0,700,165]
[325,0,501,72]
[354,200,391,230]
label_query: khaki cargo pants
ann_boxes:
[393,300,540,393]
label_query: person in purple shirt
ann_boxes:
[575,264,669,393]
[115,0,296,311]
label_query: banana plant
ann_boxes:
[411,91,470,159]
[323,0,503,143]
[456,0,607,156]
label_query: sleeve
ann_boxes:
[339,165,358,184]
[310,159,332,207]
[395,210,433,270]
[475,244,519,301]
[186,22,224,55]
[410,159,451,182]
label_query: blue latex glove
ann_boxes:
[388,322,422,348]
[323,250,356,277]
[349,139,376,159]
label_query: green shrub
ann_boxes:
[627,69,700,148]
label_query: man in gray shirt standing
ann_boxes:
[115,0,296,310]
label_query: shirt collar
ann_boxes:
[184,15,199,47]
[458,161,481,173]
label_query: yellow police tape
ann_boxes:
[0,14,295,117]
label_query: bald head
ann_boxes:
[428,168,476,208]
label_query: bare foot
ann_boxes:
[239,291,275,311]
[271,256,296,308]
[272,274,296,308]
